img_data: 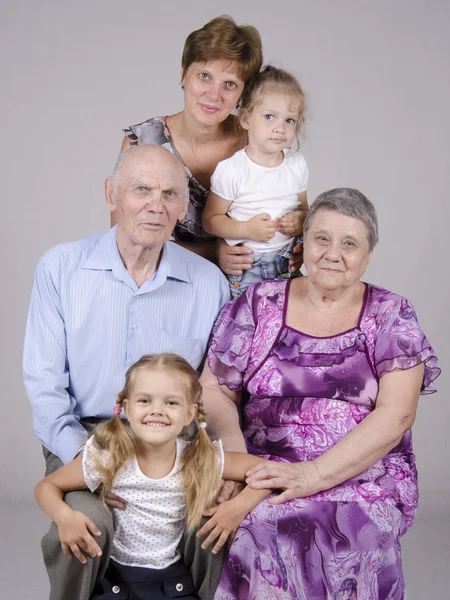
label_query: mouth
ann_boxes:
[200,104,220,114]
[270,138,286,144]
[143,422,170,428]
[140,223,163,229]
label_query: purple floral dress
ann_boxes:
[207,279,440,600]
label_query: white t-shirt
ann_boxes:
[82,436,224,570]
[210,148,309,253]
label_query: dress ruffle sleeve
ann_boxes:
[207,290,256,391]
[82,436,109,493]
[374,295,440,394]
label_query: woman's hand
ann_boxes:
[197,497,249,554]
[56,509,103,564]
[95,485,126,510]
[216,238,254,276]
[246,460,323,505]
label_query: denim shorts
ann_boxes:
[227,237,303,299]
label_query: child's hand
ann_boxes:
[56,509,103,564]
[247,214,277,242]
[276,209,307,236]
[197,498,249,555]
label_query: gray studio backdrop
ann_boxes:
[1,1,448,509]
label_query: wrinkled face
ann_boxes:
[181,59,245,127]
[241,92,300,158]
[303,209,372,292]
[124,368,196,449]
[106,148,187,250]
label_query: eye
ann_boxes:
[138,398,150,404]
[199,72,210,80]
[167,399,180,406]
[286,118,296,125]
[264,114,274,121]
[136,186,148,193]
[344,240,356,247]
[316,235,328,242]
[225,81,237,89]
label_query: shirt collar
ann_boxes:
[82,226,191,289]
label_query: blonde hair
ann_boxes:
[92,353,221,530]
[181,15,263,83]
[240,65,307,135]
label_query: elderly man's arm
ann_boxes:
[200,362,247,502]
[23,254,88,464]
[247,364,424,503]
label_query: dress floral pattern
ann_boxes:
[123,116,215,242]
[207,279,440,599]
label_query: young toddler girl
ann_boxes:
[203,65,309,298]
[35,353,269,600]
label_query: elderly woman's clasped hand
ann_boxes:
[246,460,324,504]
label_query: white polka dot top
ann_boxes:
[83,436,224,569]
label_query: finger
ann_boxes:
[248,477,284,490]
[228,246,253,256]
[61,542,73,560]
[104,497,126,510]
[268,489,296,505]
[212,531,231,555]
[246,463,274,479]
[69,543,87,564]
[197,516,217,539]
[201,526,222,550]
[227,530,237,549]
[85,518,102,537]
[202,506,219,518]
[80,536,103,558]
[229,482,244,500]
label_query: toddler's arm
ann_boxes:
[203,192,277,242]
[34,454,103,564]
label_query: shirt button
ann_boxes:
[132,324,138,331]
[112,586,120,594]
[176,583,184,592]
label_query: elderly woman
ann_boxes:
[119,16,304,275]
[201,188,440,599]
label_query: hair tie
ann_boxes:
[198,422,207,429]
[114,405,122,416]
[264,65,277,72]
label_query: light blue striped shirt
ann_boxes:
[23,226,230,463]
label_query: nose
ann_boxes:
[324,240,341,262]
[150,400,164,415]
[145,191,163,213]
[205,81,220,102]
[273,119,285,133]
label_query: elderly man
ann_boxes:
[23,145,230,600]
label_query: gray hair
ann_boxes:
[109,145,189,206]
[303,188,379,251]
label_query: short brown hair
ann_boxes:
[240,65,307,135]
[181,15,263,82]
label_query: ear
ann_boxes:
[122,399,129,418]
[105,178,116,213]
[239,109,251,131]
[185,403,197,427]
[180,67,186,87]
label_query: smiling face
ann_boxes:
[181,59,245,127]
[123,367,197,450]
[106,146,187,251]
[240,92,301,162]
[303,209,372,293]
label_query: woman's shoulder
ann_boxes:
[364,283,418,327]
[123,116,169,146]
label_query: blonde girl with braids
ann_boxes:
[203,65,310,298]
[35,353,270,600]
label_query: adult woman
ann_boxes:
[119,16,304,275]
[201,188,440,598]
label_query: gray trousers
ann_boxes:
[41,423,225,600]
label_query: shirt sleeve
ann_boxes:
[23,252,88,463]
[210,159,239,202]
[374,295,440,394]
[82,436,108,492]
[293,151,309,194]
[207,288,257,390]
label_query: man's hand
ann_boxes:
[247,214,277,242]
[289,242,304,273]
[56,509,103,564]
[216,239,254,276]
[216,480,244,504]
[197,498,249,554]
[95,485,126,510]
